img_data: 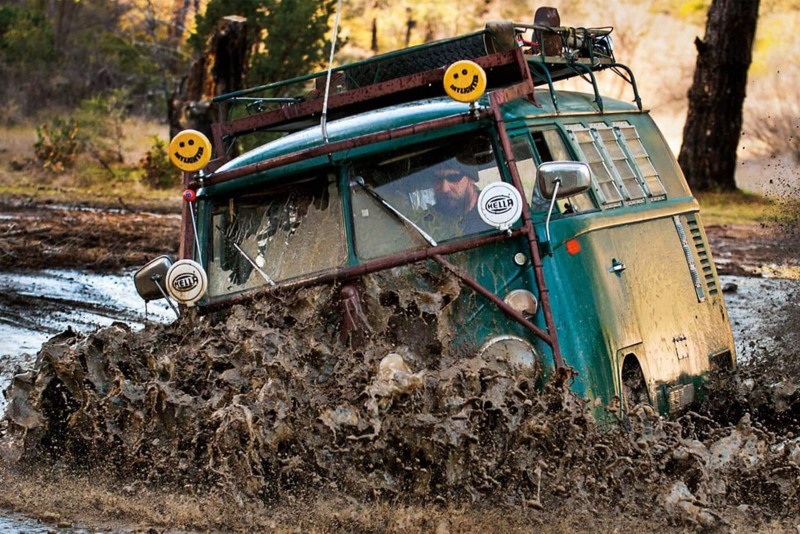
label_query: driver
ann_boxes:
[433,161,490,236]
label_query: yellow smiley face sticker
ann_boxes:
[443,60,487,103]
[168,130,212,172]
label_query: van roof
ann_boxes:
[216,91,640,175]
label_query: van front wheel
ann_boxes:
[621,355,649,411]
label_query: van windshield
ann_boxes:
[207,173,346,298]
[350,132,502,260]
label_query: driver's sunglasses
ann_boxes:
[437,170,465,183]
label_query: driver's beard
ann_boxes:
[438,188,473,214]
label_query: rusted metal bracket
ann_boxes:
[512,47,539,107]
[179,171,194,261]
[488,88,564,369]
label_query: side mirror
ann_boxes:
[536,161,591,199]
[134,255,174,301]
[537,162,592,255]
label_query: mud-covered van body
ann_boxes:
[148,21,735,416]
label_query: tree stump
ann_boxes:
[169,15,249,142]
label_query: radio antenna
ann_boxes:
[321,0,344,145]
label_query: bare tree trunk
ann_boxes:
[678,0,760,191]
[371,18,378,53]
[168,0,193,42]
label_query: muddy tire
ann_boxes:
[621,356,649,412]
[346,34,488,88]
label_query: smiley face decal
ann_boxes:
[443,60,487,103]
[168,130,212,172]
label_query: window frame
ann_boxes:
[611,121,667,202]
[344,128,509,262]
[204,170,349,299]
[511,125,600,217]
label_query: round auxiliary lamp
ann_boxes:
[443,60,487,104]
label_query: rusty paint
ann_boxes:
[489,90,563,369]
[339,284,367,347]
[201,228,525,312]
[210,123,226,163]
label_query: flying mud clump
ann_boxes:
[2,267,800,528]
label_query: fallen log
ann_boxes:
[1,226,53,238]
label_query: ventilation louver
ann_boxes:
[686,214,718,296]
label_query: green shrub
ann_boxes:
[33,118,81,172]
[75,89,131,164]
[139,135,179,189]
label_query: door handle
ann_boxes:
[609,260,626,274]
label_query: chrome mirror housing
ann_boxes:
[536,161,591,199]
[134,255,174,301]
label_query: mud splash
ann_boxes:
[3,269,800,530]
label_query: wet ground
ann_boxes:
[0,202,798,532]
[0,270,172,360]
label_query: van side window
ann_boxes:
[509,136,540,208]
[564,124,624,209]
[510,131,596,214]
[612,121,667,199]
[533,130,596,213]
[566,122,667,209]
[589,122,646,204]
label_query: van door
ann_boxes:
[581,229,644,355]
[511,128,643,398]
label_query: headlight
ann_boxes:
[503,289,538,317]
[478,335,540,376]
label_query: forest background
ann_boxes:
[0,0,797,211]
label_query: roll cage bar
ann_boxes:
[180,22,645,370]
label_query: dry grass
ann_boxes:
[696,188,800,226]
[0,124,37,162]
[119,116,169,164]
[696,190,776,225]
[0,118,179,210]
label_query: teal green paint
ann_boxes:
[338,167,358,267]
[195,89,734,419]
[540,197,699,252]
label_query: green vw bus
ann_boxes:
[136,16,735,416]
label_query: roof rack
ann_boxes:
[205,21,642,171]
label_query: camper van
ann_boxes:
[136,14,735,416]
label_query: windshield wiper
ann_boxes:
[216,225,277,286]
[354,176,438,247]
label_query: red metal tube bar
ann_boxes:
[431,254,552,344]
[489,88,564,368]
[201,228,524,313]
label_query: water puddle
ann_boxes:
[0,513,95,533]
[0,269,172,365]
[720,274,800,362]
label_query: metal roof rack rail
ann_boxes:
[204,20,642,171]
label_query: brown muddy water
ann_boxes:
[0,199,799,532]
[1,266,799,533]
